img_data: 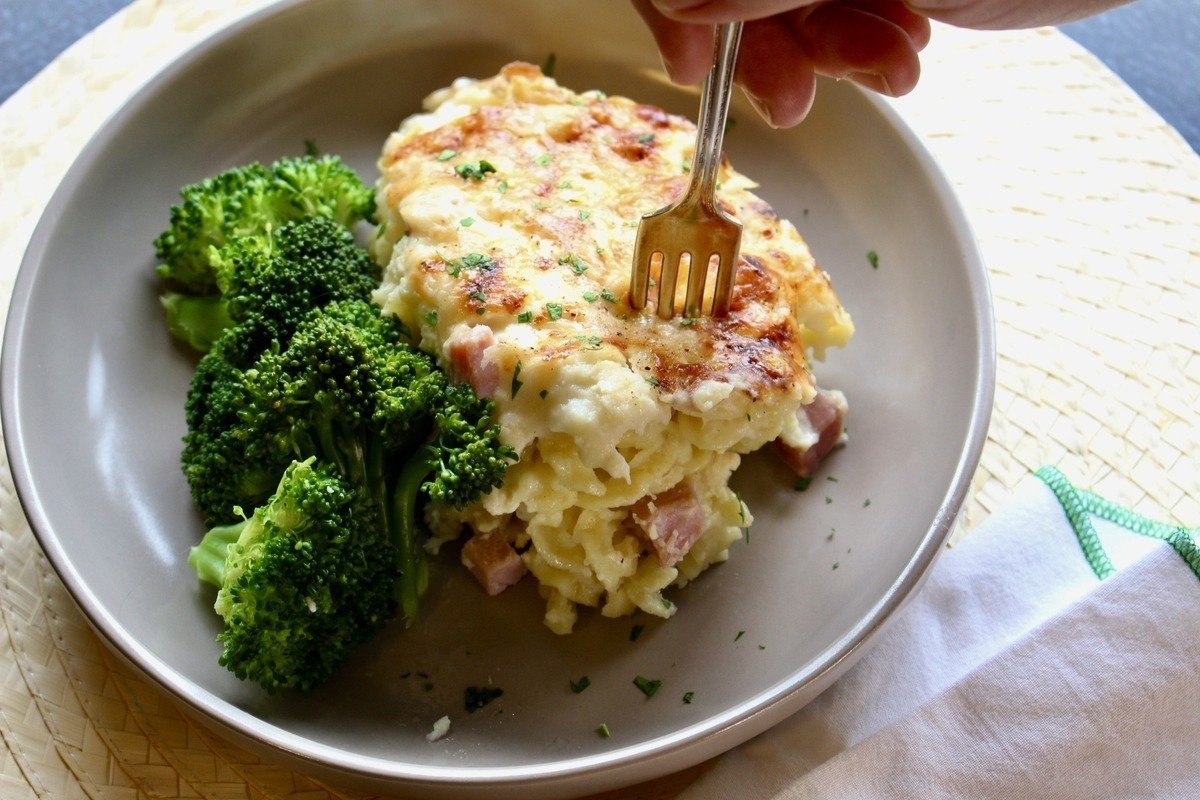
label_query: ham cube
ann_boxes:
[461,534,527,596]
[773,389,846,478]
[446,324,500,397]
[631,481,706,567]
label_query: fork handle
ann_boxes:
[684,21,743,210]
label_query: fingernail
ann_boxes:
[878,74,895,97]
[746,94,778,128]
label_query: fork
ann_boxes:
[631,21,744,319]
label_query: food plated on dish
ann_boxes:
[162,64,854,690]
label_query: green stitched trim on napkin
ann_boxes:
[1035,466,1200,582]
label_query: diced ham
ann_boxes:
[446,324,499,397]
[461,534,527,596]
[773,389,846,478]
[631,481,707,567]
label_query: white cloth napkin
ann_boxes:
[679,469,1200,800]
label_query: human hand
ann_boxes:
[633,0,1128,127]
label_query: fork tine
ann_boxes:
[711,250,736,316]
[630,234,653,310]
[656,251,683,319]
[683,252,710,318]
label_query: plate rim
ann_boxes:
[0,0,996,790]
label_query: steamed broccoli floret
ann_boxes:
[155,154,375,348]
[183,299,515,622]
[187,458,397,693]
[172,216,384,360]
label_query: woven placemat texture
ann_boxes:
[0,1,1197,798]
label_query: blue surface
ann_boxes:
[0,0,1196,153]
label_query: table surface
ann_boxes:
[2,0,1198,152]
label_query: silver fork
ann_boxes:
[631,21,744,319]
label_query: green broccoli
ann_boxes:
[183,299,515,622]
[155,154,375,349]
[187,458,397,693]
[166,216,383,359]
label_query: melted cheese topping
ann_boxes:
[374,64,852,632]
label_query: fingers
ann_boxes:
[793,3,925,97]
[650,0,824,23]
[736,16,820,127]
[631,0,713,84]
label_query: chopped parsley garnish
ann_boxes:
[734,630,745,642]
[637,133,655,144]
[435,148,456,161]
[794,477,812,492]
[456,160,496,181]
[464,686,504,713]
[832,562,840,571]
[827,529,836,541]
[827,475,838,482]
[583,291,599,302]
[645,376,660,387]
[724,117,737,133]
[511,362,523,397]
[576,335,602,349]
[633,676,662,698]
[597,723,611,738]
[599,288,618,304]
[517,310,534,323]
[682,691,695,704]
[539,389,548,400]
[867,249,879,269]
[535,154,552,166]
[825,496,833,505]
[469,289,487,304]
[460,217,475,227]
[630,624,644,642]
[545,302,564,321]
[863,498,872,507]
[570,676,590,693]
[679,317,697,327]
[542,52,557,77]
[558,253,588,274]
[424,310,438,326]
[758,644,766,650]
[446,252,497,276]
[497,179,509,193]
[579,210,591,220]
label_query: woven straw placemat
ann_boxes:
[1,2,1197,798]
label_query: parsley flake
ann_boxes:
[825,496,833,505]
[863,498,872,508]
[734,630,746,642]
[558,253,587,274]
[446,252,497,275]
[645,376,660,387]
[435,148,456,161]
[539,389,548,400]
[424,310,438,326]
[464,686,504,713]
[827,475,839,482]
[497,179,509,193]
[633,676,662,698]
[460,217,475,227]
[570,675,590,693]
[637,133,655,144]
[517,311,534,324]
[867,249,879,269]
[679,317,697,327]
[542,52,557,77]
[682,691,695,704]
[597,723,611,738]
[535,154,552,166]
[511,361,523,398]
[600,288,618,303]
[469,289,487,304]
[456,160,496,181]
[583,291,599,302]
[832,562,840,571]
[630,624,644,642]
[579,210,591,220]
[545,302,564,321]
[576,335,602,349]
[794,477,812,492]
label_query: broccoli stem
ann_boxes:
[161,292,233,352]
[188,519,247,586]
[390,444,437,625]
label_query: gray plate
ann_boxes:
[0,0,994,797]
